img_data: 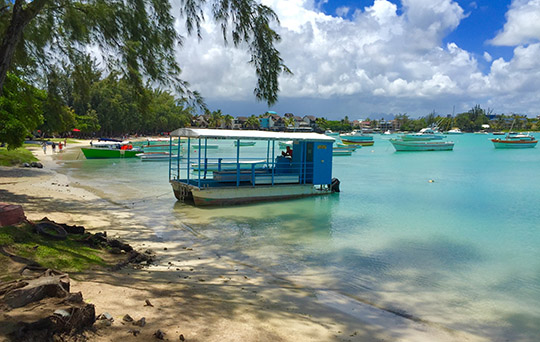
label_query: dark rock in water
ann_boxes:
[179,333,185,341]
[129,329,141,336]
[144,299,154,307]
[122,314,134,322]
[154,329,165,340]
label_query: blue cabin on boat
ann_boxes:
[168,128,338,206]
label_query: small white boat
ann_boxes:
[401,128,445,141]
[234,141,257,147]
[444,128,463,134]
[390,139,454,151]
[333,150,352,156]
[136,152,179,161]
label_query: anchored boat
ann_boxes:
[491,133,537,149]
[168,128,339,206]
[389,139,455,151]
[339,131,374,146]
[81,141,141,159]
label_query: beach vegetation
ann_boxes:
[1,0,288,146]
[0,146,38,166]
[0,73,45,149]
[0,223,110,281]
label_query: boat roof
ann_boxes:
[170,128,335,142]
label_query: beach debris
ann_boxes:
[0,203,26,227]
[122,314,134,323]
[34,221,68,240]
[39,217,86,235]
[144,299,154,307]
[109,238,134,252]
[154,329,166,339]
[97,312,114,322]
[63,291,84,304]
[179,333,185,341]
[0,269,70,308]
[9,303,96,341]
[30,162,43,168]
[133,317,146,327]
[129,329,141,336]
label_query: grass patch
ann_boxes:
[0,224,111,281]
[0,147,38,166]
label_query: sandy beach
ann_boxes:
[0,142,487,342]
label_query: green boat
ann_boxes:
[81,141,141,159]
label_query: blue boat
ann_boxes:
[167,128,339,206]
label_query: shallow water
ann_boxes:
[60,135,540,341]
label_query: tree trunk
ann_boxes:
[0,0,49,95]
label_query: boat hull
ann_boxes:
[81,147,140,159]
[340,139,374,146]
[171,181,331,206]
[390,140,454,151]
[491,139,538,149]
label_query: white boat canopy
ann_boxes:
[170,128,335,142]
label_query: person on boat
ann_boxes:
[282,146,293,157]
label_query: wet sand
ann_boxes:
[0,142,487,342]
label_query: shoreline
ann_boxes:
[0,142,487,342]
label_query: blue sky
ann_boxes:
[175,0,540,119]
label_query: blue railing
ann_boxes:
[170,156,314,187]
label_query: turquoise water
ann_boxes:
[60,135,540,341]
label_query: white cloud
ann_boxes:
[173,0,540,117]
[490,0,540,46]
[335,6,350,17]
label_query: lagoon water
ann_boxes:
[60,134,540,341]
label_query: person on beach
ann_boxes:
[42,142,47,154]
[51,142,57,152]
[58,142,63,152]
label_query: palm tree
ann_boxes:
[223,114,234,129]
[208,110,223,128]
[245,115,260,129]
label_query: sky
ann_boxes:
[174,0,540,119]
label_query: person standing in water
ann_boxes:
[42,142,47,154]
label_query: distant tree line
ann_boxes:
[1,59,194,148]
[315,105,539,133]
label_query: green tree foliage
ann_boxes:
[1,0,288,105]
[223,114,234,129]
[0,73,45,149]
[315,118,352,132]
[208,109,223,128]
[41,70,76,135]
[0,0,289,147]
[245,115,260,129]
